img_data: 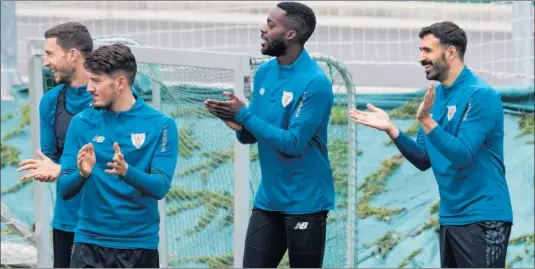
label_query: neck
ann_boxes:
[441,61,464,87]
[277,45,303,66]
[69,61,89,88]
[110,88,136,112]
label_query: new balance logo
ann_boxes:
[92,135,105,143]
[293,222,308,230]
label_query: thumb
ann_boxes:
[87,143,94,154]
[113,142,121,154]
[366,103,380,112]
[223,91,238,101]
[36,149,46,160]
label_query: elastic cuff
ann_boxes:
[234,106,251,125]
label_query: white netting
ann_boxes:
[13,1,534,86]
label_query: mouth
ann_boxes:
[424,64,433,72]
[261,36,268,48]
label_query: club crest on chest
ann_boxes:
[131,133,146,149]
[282,91,293,107]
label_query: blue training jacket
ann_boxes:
[393,66,513,225]
[234,49,335,214]
[57,94,178,249]
[39,84,93,232]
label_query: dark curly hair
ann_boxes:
[83,43,137,86]
[277,1,316,46]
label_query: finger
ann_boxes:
[350,114,368,123]
[349,109,366,116]
[78,152,86,164]
[16,163,39,172]
[87,143,94,155]
[19,158,39,167]
[210,106,235,117]
[206,107,235,120]
[113,142,121,154]
[206,99,235,107]
[366,103,380,112]
[20,169,40,181]
[117,153,124,162]
[78,145,87,156]
[105,168,120,175]
[223,91,238,101]
[36,149,47,160]
[107,162,118,169]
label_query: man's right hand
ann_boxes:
[78,143,96,178]
[349,103,400,139]
[17,150,60,182]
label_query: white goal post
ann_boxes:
[27,38,251,268]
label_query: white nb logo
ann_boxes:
[92,135,105,143]
[293,222,308,230]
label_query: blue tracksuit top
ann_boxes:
[234,49,335,214]
[39,84,93,232]
[56,95,178,249]
[393,66,513,225]
[40,84,140,233]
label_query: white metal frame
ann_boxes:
[27,38,252,268]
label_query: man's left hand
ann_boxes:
[416,83,436,121]
[204,92,246,121]
[105,142,128,177]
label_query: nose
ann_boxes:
[43,55,50,67]
[419,53,426,63]
[87,82,95,93]
[260,24,268,35]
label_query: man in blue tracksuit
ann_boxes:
[350,21,513,268]
[56,43,178,268]
[204,2,334,268]
[16,22,95,268]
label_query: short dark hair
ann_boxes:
[44,22,93,58]
[277,1,316,45]
[83,43,137,86]
[419,21,467,61]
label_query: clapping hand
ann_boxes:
[78,143,96,178]
[416,83,436,121]
[204,92,245,131]
[17,150,60,182]
[105,142,128,177]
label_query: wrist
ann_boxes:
[122,163,129,177]
[418,115,433,124]
[386,122,400,139]
[419,116,437,134]
[79,170,91,179]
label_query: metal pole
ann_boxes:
[233,56,252,269]
[512,1,534,86]
[150,81,168,268]
[28,42,53,268]
[1,1,20,99]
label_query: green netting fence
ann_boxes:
[1,39,533,268]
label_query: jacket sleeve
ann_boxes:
[57,114,86,200]
[426,89,501,169]
[121,118,179,199]
[393,128,431,171]
[234,76,333,156]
